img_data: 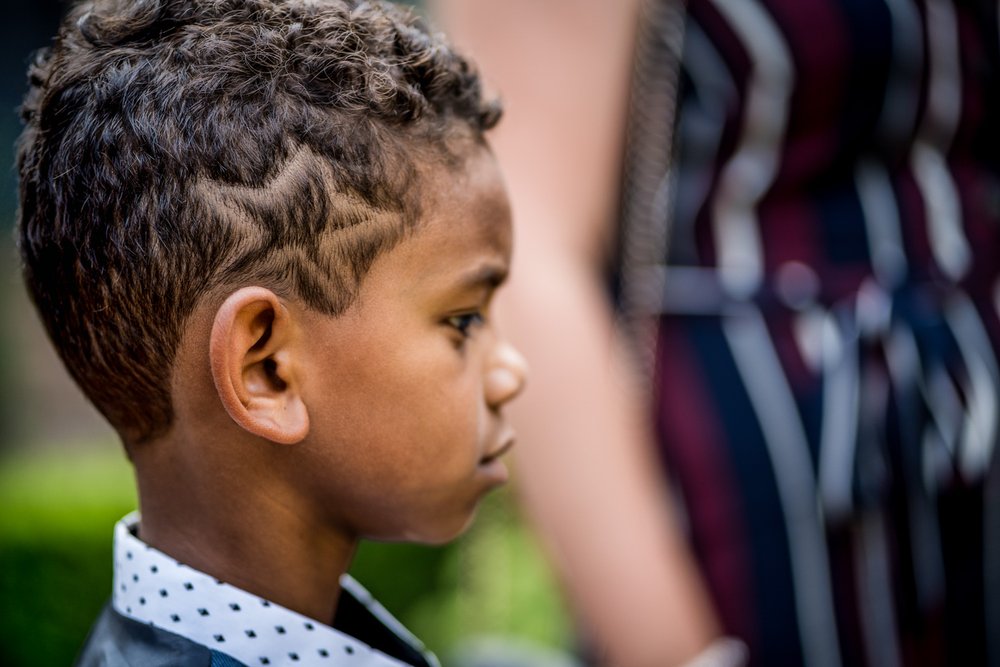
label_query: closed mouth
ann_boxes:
[480,437,515,465]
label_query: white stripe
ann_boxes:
[892,314,966,480]
[912,144,970,281]
[818,311,861,522]
[923,0,963,135]
[652,265,728,314]
[945,294,1000,665]
[724,307,842,667]
[945,294,1000,480]
[856,160,907,288]
[886,318,962,497]
[792,308,829,374]
[854,513,902,667]
[910,0,971,281]
[707,0,793,298]
[673,20,738,263]
[883,326,946,626]
[923,364,965,465]
[340,576,440,667]
[880,0,924,146]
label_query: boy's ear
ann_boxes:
[209,287,309,445]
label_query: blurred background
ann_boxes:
[0,2,571,665]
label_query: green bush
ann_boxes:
[0,446,136,666]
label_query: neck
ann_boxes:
[133,436,358,624]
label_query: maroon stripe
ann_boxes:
[654,320,755,642]
[759,195,823,278]
[769,0,850,188]
[952,8,988,156]
[952,159,1000,296]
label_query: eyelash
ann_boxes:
[447,312,485,338]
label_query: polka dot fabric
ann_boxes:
[112,514,435,667]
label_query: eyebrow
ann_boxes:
[454,262,509,292]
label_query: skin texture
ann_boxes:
[430,1,722,665]
[131,144,527,624]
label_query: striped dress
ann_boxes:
[627,1,1000,665]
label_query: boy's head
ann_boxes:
[18,0,500,443]
[18,0,526,545]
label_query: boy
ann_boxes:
[17,0,527,665]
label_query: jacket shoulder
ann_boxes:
[74,603,219,667]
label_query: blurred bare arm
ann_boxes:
[429,2,721,665]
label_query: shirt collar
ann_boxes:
[112,512,438,667]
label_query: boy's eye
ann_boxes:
[446,312,485,338]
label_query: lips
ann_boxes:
[480,435,515,464]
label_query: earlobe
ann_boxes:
[209,287,310,445]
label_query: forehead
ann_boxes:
[418,144,512,252]
[340,142,512,313]
[395,144,513,284]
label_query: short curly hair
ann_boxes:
[17,0,500,444]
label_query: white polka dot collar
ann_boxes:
[112,513,438,667]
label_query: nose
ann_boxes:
[485,341,528,409]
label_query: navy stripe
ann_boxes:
[685,317,806,665]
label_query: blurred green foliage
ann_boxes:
[0,445,136,667]
[0,445,570,666]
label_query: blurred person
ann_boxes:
[19,0,527,664]
[431,1,1000,666]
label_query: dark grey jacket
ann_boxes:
[75,605,241,666]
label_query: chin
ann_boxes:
[399,507,480,546]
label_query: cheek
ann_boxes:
[378,371,484,477]
[308,338,484,481]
